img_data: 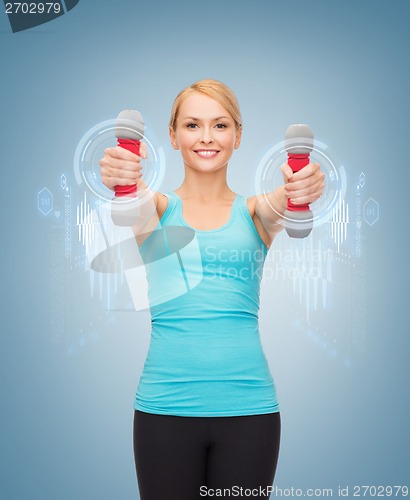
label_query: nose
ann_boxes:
[200,126,214,144]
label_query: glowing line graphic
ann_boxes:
[331,199,349,253]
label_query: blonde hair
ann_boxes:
[169,79,242,131]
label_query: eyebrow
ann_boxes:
[182,116,231,121]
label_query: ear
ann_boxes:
[234,126,242,149]
[169,126,179,150]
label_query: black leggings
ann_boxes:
[133,410,281,500]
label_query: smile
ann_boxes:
[194,150,220,158]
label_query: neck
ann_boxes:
[176,164,235,201]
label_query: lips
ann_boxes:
[194,149,220,158]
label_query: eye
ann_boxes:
[216,123,227,129]
[186,123,198,129]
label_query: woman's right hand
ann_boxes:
[100,142,147,192]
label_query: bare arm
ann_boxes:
[131,190,168,247]
[254,185,288,244]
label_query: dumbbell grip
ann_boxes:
[114,138,140,197]
[287,153,310,212]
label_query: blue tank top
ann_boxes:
[134,191,280,417]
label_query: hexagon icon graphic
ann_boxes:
[38,187,53,216]
[363,197,379,226]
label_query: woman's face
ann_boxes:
[169,92,241,174]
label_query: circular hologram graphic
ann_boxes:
[73,117,166,207]
[255,137,346,233]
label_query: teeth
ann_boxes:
[196,150,218,156]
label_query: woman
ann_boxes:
[100,79,324,499]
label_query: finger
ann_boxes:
[291,162,320,181]
[139,141,147,159]
[287,175,324,200]
[100,156,142,172]
[106,173,142,186]
[104,146,140,162]
[280,163,293,182]
[289,181,325,204]
[290,192,322,205]
[103,166,142,180]
[285,170,324,194]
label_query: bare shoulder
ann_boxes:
[245,195,257,218]
[245,195,273,250]
[155,191,169,218]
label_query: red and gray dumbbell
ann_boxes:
[284,124,314,239]
[111,110,145,226]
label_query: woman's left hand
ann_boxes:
[280,162,325,205]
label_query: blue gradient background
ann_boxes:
[1,1,409,498]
